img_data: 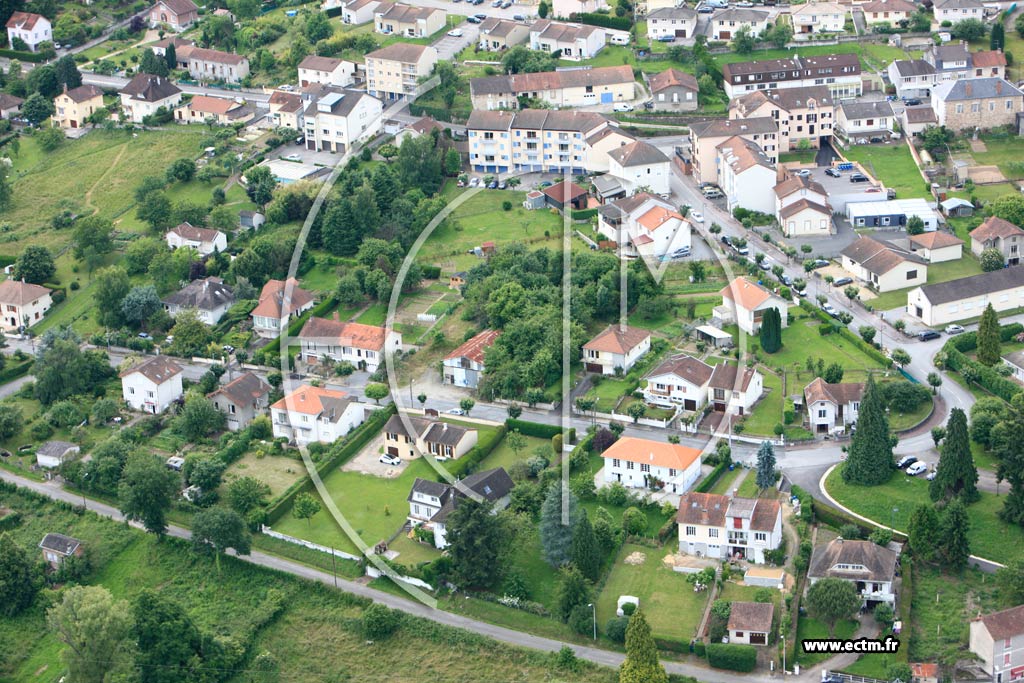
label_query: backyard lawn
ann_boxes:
[795,616,858,667]
[906,565,1003,664]
[767,319,888,376]
[742,369,784,437]
[707,466,744,495]
[221,450,307,498]
[867,255,984,310]
[972,132,1024,181]
[841,143,925,200]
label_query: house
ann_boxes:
[175,94,254,125]
[836,100,896,142]
[163,276,235,325]
[804,377,865,433]
[298,55,356,88]
[907,267,1024,326]
[443,329,500,389]
[710,8,769,41]
[208,372,271,431]
[118,73,182,124]
[970,604,1024,683]
[543,180,589,211]
[909,663,940,683]
[714,277,790,335]
[861,0,916,25]
[716,136,777,215]
[721,54,862,99]
[707,363,764,416]
[449,272,467,290]
[646,68,699,112]
[1001,350,1024,383]
[383,414,478,461]
[0,280,52,332]
[165,222,227,256]
[971,216,1024,266]
[39,533,83,569]
[394,116,443,146]
[120,355,183,414]
[477,18,531,51]
[151,36,195,67]
[35,441,80,469]
[888,60,938,99]
[728,602,775,646]
[270,384,365,445]
[407,468,514,548]
[251,278,315,339]
[902,104,939,135]
[840,235,928,292]
[597,193,691,260]
[676,491,784,563]
[529,20,606,61]
[608,140,671,196]
[147,0,199,30]
[808,538,898,607]
[469,65,635,111]
[298,315,402,373]
[365,43,439,101]
[688,117,779,184]
[846,198,940,232]
[970,49,1008,79]
[302,87,383,153]
[642,354,714,410]
[553,0,608,17]
[341,0,384,25]
[920,43,1007,83]
[790,2,847,38]
[582,325,652,375]
[6,11,51,51]
[375,3,446,38]
[0,93,23,120]
[909,231,964,263]
[269,90,304,129]
[775,174,833,237]
[930,78,1024,132]
[186,47,250,84]
[932,0,984,25]
[645,7,697,40]
[601,437,702,493]
[239,210,265,231]
[52,85,103,129]
[729,85,835,151]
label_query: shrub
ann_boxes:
[362,603,402,639]
[707,643,757,672]
[568,604,594,635]
[605,616,629,642]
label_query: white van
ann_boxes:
[609,33,630,45]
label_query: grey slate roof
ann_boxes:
[120,73,181,102]
[689,117,778,138]
[712,8,769,22]
[840,100,895,120]
[917,266,1024,305]
[808,538,898,583]
[39,533,82,556]
[36,441,78,458]
[607,140,669,167]
[933,77,1022,102]
[647,6,697,21]
[163,277,235,312]
[891,59,936,77]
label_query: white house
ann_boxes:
[804,377,865,434]
[710,8,769,41]
[270,384,365,445]
[383,414,478,461]
[932,0,985,25]
[1001,350,1024,384]
[808,538,898,607]
[340,0,383,25]
[529,20,606,61]
[907,267,1024,327]
[407,468,514,549]
[6,11,51,51]
[443,329,500,389]
[165,222,227,256]
[607,140,671,196]
[118,73,182,124]
[716,136,777,216]
[597,193,691,260]
[707,363,763,416]
[887,60,938,100]
[298,55,356,88]
[552,0,608,17]
[714,278,790,335]
[250,278,315,339]
[677,491,784,564]
[728,602,776,646]
[35,441,80,470]
[837,100,896,142]
[645,7,697,39]
[860,0,917,26]
[846,199,940,233]
[775,175,833,237]
[374,3,446,38]
[0,280,52,332]
[969,604,1024,683]
[162,277,235,325]
[840,235,928,293]
[642,354,714,411]
[298,316,402,373]
[602,437,702,494]
[790,1,846,38]
[909,231,964,264]
[208,372,271,432]
[120,356,184,414]
[302,87,383,154]
[581,325,652,375]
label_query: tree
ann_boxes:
[998,559,1024,603]
[990,193,1024,225]
[908,503,942,563]
[555,564,591,623]
[626,401,646,423]
[118,453,177,537]
[930,408,979,503]
[0,404,23,440]
[619,609,668,683]
[981,247,1006,272]
[506,430,528,458]
[173,395,226,442]
[689,260,706,283]
[139,49,169,77]
[0,533,36,617]
[822,362,845,384]
[941,497,971,570]
[378,143,399,161]
[362,603,402,639]
[0,165,10,213]
[759,307,782,353]
[571,510,601,581]
[47,585,133,683]
[952,18,987,41]
[304,10,333,42]
[444,148,460,176]
[165,157,196,183]
[755,440,776,490]
[13,245,55,284]
[927,372,943,395]
[132,590,203,683]
[445,498,504,589]
[806,577,860,637]
[244,165,277,207]
[292,492,321,526]
[460,397,475,415]
[842,376,893,486]
[227,476,271,516]
[121,285,162,327]
[364,383,389,404]
[843,285,859,304]
[766,21,793,48]
[891,348,911,368]
[540,483,580,567]
[538,0,549,18]
[22,93,54,125]
[977,303,1001,366]
[92,266,131,328]
[859,326,877,345]
[168,309,211,357]
[732,24,756,53]
[137,191,173,231]
[906,215,925,236]
[165,42,177,70]
[34,340,114,406]
[54,54,82,89]
[191,507,251,573]
[72,215,115,260]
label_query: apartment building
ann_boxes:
[688,117,779,184]
[302,87,383,153]
[469,65,635,111]
[375,3,446,38]
[721,53,862,99]
[298,55,356,88]
[365,43,438,101]
[729,85,834,150]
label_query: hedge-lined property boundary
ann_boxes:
[694,461,729,493]
[798,300,893,368]
[504,418,575,444]
[941,323,1024,403]
[707,643,757,672]
[447,423,508,477]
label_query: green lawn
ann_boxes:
[972,440,1000,471]
[824,466,1024,565]
[743,369,784,437]
[867,256,985,310]
[476,433,549,472]
[387,532,443,566]
[780,150,817,164]
[765,318,888,376]
[795,617,858,667]
[907,565,1003,664]
[841,143,925,199]
[887,391,933,432]
[596,543,709,641]
[707,466,744,495]
[355,303,388,326]
[221,449,307,498]
[972,132,1024,180]
[735,470,764,498]
[589,377,635,413]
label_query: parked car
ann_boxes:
[944,324,965,335]
[795,169,812,178]
[487,180,498,189]
[833,276,853,286]
[138,332,151,339]
[447,408,467,416]
[222,345,235,354]
[466,15,481,22]
[733,243,750,256]
[849,173,869,183]
[474,13,488,19]
[721,235,732,247]
[781,274,793,286]
[284,153,301,161]
[758,259,772,271]
[689,210,704,223]
[907,461,928,476]
[491,0,502,6]
[698,5,714,11]
[672,246,692,258]
[812,259,829,268]
[498,180,507,190]
[613,103,634,112]
[447,28,464,37]
[379,453,402,466]
[825,167,841,178]
[918,330,941,342]
[896,455,918,469]
[904,98,921,106]
[926,470,938,481]
[513,13,526,20]
[821,302,838,317]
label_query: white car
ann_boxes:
[821,302,838,317]
[284,153,301,161]
[469,177,480,188]
[447,28,464,37]
[689,210,704,223]
[945,324,965,335]
[447,408,466,416]
[906,461,928,476]
[613,103,634,112]
[379,453,402,466]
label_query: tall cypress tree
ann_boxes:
[620,609,668,683]
[841,375,893,485]
[760,308,781,353]
[977,303,1001,366]
[166,43,177,71]
[539,484,580,568]
[929,408,979,503]
[908,503,941,563]
[571,510,601,582]
[755,440,776,490]
[941,499,971,570]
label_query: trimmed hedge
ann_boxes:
[948,322,1024,352]
[811,498,907,543]
[264,404,397,524]
[421,264,442,280]
[575,12,632,31]
[941,322,1024,403]
[0,48,44,62]
[707,643,757,672]
[0,359,33,386]
[504,418,574,444]
[447,423,508,477]
[798,300,892,368]
[790,484,814,523]
[570,208,598,221]
[694,461,729,493]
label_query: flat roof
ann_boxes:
[695,324,732,340]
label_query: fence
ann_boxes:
[365,564,434,591]
[261,525,361,562]
[578,408,683,430]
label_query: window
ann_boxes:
[1006,653,1012,666]
[907,270,918,280]
[956,103,964,113]
[640,463,650,473]
[612,458,621,468]
[685,526,696,536]
[755,532,767,542]
[626,461,634,470]
[669,469,677,477]
[1006,638,1013,649]
[146,391,154,398]
[818,409,827,418]
[709,528,719,538]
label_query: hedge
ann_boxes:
[941,324,1024,403]
[570,208,598,221]
[790,484,814,523]
[447,423,508,478]
[259,295,337,362]
[421,264,442,280]
[811,498,907,543]
[0,510,22,531]
[574,12,632,31]
[948,322,1024,352]
[694,461,729,493]
[264,404,397,524]
[504,418,574,443]
[706,643,757,672]
[0,48,44,62]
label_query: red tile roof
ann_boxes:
[445,329,500,364]
[583,325,650,354]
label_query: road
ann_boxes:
[81,73,273,106]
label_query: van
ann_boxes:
[609,33,630,45]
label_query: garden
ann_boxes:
[841,143,926,200]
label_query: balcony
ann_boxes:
[727,533,749,546]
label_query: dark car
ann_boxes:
[833,276,853,286]
[812,259,829,268]
[466,15,481,22]
[474,12,488,19]
[849,173,869,183]
[918,330,941,342]
[896,455,918,470]
[904,98,921,106]
[487,180,498,189]
[721,235,732,246]
[825,167,841,178]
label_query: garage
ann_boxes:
[719,30,731,39]
[585,362,603,373]
[675,28,687,37]
[749,632,767,645]
[713,402,726,412]
[600,92,613,104]
[683,399,697,411]
[387,446,399,456]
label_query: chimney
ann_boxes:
[997,81,1003,95]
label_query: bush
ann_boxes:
[605,616,629,642]
[447,424,508,477]
[505,418,562,439]
[361,603,402,639]
[568,604,594,635]
[695,461,728,493]
[707,643,757,672]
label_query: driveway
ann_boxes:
[341,434,405,477]
[432,24,480,60]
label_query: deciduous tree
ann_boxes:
[191,506,251,572]
[118,453,178,536]
[47,586,134,683]
[13,244,55,284]
[292,492,321,527]
[0,533,37,616]
[806,577,860,637]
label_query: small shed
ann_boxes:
[523,190,546,210]
[727,601,775,646]
[449,272,467,290]
[39,533,83,568]
[591,174,626,203]
[481,241,496,255]
[542,181,588,211]
[696,325,734,349]
[239,210,266,231]
[743,566,787,588]
[35,441,80,469]
[939,197,974,217]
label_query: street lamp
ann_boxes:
[890,506,898,530]
[80,471,89,508]
[587,603,597,640]
[409,379,414,410]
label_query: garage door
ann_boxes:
[585,363,603,373]
[387,446,399,456]
[600,92,613,104]
[675,29,687,37]
[684,399,697,411]
[719,31,731,39]
[750,632,767,645]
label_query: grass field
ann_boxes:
[824,466,1024,565]
[795,617,858,667]
[707,465,744,495]
[842,143,926,199]
[766,318,888,375]
[972,132,1024,180]
[908,565,1003,665]
[867,256,984,310]
[743,369,784,437]
[222,450,307,498]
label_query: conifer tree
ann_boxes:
[841,375,893,485]
[620,609,668,683]
[929,408,979,503]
